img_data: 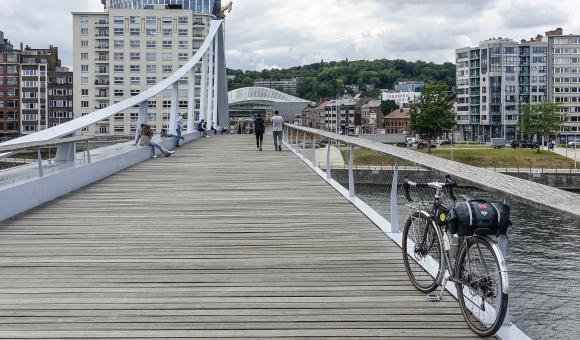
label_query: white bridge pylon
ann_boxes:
[1,20,225,147]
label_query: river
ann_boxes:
[353,184,580,340]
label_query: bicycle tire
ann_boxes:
[455,236,508,337]
[402,211,444,293]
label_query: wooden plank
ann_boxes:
[0,135,484,339]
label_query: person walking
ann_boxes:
[254,114,265,151]
[272,110,284,151]
[139,125,174,158]
[197,119,207,137]
[175,113,184,147]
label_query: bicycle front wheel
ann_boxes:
[455,236,508,337]
[402,211,444,293]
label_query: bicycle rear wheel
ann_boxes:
[455,236,508,337]
[402,211,444,293]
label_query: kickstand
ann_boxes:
[427,275,449,302]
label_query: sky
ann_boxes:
[1,0,580,71]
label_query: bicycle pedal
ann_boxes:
[427,294,442,302]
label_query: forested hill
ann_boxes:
[227,59,456,102]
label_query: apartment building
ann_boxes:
[300,101,327,129]
[455,35,549,142]
[381,90,421,108]
[360,100,383,133]
[324,94,370,135]
[253,79,299,96]
[548,32,580,141]
[0,31,73,139]
[73,0,221,136]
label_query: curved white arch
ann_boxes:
[0,20,223,147]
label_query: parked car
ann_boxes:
[439,139,456,146]
[567,139,580,146]
[511,140,539,149]
[417,141,436,149]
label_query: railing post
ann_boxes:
[326,138,332,179]
[138,101,148,127]
[37,148,43,178]
[294,130,299,150]
[390,160,399,232]
[302,132,306,153]
[187,68,196,133]
[348,143,355,197]
[85,140,91,164]
[312,137,317,166]
[499,198,511,326]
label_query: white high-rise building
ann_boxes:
[73,0,223,136]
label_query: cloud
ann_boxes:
[1,0,580,70]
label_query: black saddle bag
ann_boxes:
[448,200,510,236]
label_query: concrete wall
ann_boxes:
[0,132,201,222]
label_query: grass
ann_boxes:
[342,147,575,168]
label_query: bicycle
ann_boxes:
[401,176,509,337]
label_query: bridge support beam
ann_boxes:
[212,35,219,127]
[187,68,196,133]
[326,138,331,179]
[170,83,179,138]
[200,52,208,126]
[55,143,76,163]
[138,102,148,126]
[206,41,215,129]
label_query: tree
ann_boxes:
[521,102,562,152]
[380,100,399,117]
[409,81,455,153]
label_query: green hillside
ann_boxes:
[227,59,456,102]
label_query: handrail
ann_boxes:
[0,136,95,153]
[286,124,580,220]
[0,20,223,147]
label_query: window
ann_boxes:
[114,52,124,61]
[147,76,157,85]
[146,29,157,36]
[130,16,140,24]
[146,65,156,73]
[113,40,123,48]
[130,28,140,36]
[146,16,156,25]
[114,77,124,84]
[114,16,124,24]
[178,28,188,36]
[146,40,156,48]
[81,101,89,108]
[130,77,140,84]
[130,90,140,96]
[81,89,88,96]
[146,52,156,61]
[178,53,188,60]
[81,40,88,47]
[162,65,172,73]
[130,52,140,60]
[129,40,140,48]
[81,65,89,72]
[162,40,172,48]
[81,77,88,84]
[114,28,124,36]
[80,52,88,60]
[114,65,124,72]
[162,17,172,24]
[163,28,172,36]
[178,40,188,48]
[81,28,88,35]
[130,65,140,72]
[178,16,188,24]
[162,52,172,61]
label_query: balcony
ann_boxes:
[95,45,109,50]
[95,57,109,62]
[95,80,110,86]
[95,33,109,37]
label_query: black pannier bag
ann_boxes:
[447,200,511,236]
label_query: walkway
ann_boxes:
[0,135,483,339]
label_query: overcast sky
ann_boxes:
[1,0,579,71]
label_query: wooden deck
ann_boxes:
[0,135,484,339]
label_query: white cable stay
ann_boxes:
[0,20,223,148]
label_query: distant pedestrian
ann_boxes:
[197,119,207,137]
[139,125,174,158]
[134,123,145,145]
[176,113,184,147]
[254,114,265,151]
[272,110,284,152]
[237,119,243,134]
[211,122,217,135]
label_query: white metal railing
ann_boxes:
[282,124,579,340]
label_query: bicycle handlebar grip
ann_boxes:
[403,178,414,203]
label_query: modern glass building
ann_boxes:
[105,0,221,15]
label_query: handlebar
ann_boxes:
[403,175,457,203]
